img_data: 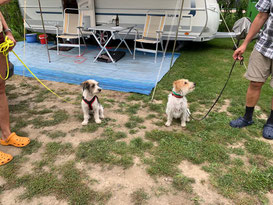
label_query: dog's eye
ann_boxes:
[184,82,188,85]
[91,84,95,88]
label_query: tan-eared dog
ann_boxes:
[165,79,195,127]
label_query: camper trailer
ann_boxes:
[18,0,221,42]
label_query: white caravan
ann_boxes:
[18,0,221,42]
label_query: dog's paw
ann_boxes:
[186,118,190,122]
[95,119,102,124]
[82,121,88,125]
[181,123,186,127]
[165,122,171,127]
[100,114,105,119]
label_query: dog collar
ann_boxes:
[82,95,99,110]
[172,91,183,98]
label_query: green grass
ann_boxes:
[18,161,111,204]
[2,38,273,204]
[131,188,150,205]
[76,137,134,168]
[244,139,273,158]
[172,174,195,193]
[80,118,110,133]
[21,140,42,156]
[47,130,67,139]
[125,115,145,129]
[44,142,73,161]
[31,110,69,128]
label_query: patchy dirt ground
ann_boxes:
[0,75,272,205]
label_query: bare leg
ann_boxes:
[0,54,11,140]
[246,81,264,107]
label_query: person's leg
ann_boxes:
[0,52,13,166]
[265,97,273,124]
[242,81,264,121]
[0,54,11,140]
[263,97,273,140]
[246,81,264,107]
[230,48,270,128]
[230,81,263,128]
[0,54,30,147]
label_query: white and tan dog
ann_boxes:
[165,79,195,127]
[81,80,104,125]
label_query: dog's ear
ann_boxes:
[173,80,180,92]
[81,81,90,90]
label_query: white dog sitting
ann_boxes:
[81,80,104,125]
[165,79,195,127]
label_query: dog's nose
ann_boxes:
[98,88,102,92]
[194,83,196,86]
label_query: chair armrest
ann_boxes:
[55,25,62,35]
[156,30,163,33]
[77,26,84,31]
[133,28,141,39]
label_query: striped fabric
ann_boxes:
[143,15,165,39]
[255,0,273,59]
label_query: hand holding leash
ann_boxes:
[5,33,16,52]
[233,44,246,61]
[0,36,14,80]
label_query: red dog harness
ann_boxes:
[82,96,99,110]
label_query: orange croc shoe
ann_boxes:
[0,133,30,147]
[0,151,13,166]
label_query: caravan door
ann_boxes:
[77,0,96,29]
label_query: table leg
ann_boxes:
[92,31,115,63]
[114,27,134,55]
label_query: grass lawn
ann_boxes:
[0,38,272,205]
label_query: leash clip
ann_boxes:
[240,56,244,65]
[236,56,244,65]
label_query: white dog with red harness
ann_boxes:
[81,80,104,125]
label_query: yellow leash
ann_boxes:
[0,36,13,80]
[0,37,71,103]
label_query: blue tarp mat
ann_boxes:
[9,42,180,95]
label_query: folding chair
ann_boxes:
[133,12,166,63]
[56,8,86,56]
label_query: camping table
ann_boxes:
[88,24,136,63]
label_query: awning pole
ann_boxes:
[23,0,27,77]
[151,0,184,101]
[38,0,51,63]
[168,0,184,73]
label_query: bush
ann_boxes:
[218,0,249,32]
[0,0,24,40]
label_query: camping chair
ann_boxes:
[133,12,166,63]
[56,8,86,56]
